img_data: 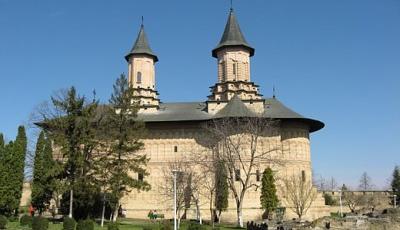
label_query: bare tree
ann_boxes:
[282,175,317,220]
[202,117,280,227]
[342,191,364,213]
[190,144,219,227]
[359,172,373,191]
[313,175,337,191]
[363,192,385,211]
[328,177,338,191]
[160,159,205,227]
[313,175,326,191]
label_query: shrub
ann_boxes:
[76,219,94,230]
[19,206,29,214]
[143,225,155,230]
[32,216,49,230]
[0,215,7,229]
[108,222,119,230]
[20,214,32,226]
[324,193,336,205]
[7,216,18,222]
[63,217,76,230]
[187,222,206,230]
[161,220,172,230]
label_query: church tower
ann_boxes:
[207,9,264,113]
[125,23,160,112]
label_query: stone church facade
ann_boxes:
[121,9,329,222]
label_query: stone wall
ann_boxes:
[120,120,330,222]
[20,182,31,207]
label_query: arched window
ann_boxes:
[137,71,142,83]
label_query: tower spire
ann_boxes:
[125,20,160,111]
[212,8,254,57]
[125,21,158,62]
[273,85,276,99]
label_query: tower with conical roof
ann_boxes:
[126,22,160,112]
[207,8,264,114]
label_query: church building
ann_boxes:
[122,8,329,221]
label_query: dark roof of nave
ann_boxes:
[214,95,256,118]
[137,97,324,132]
[125,25,158,62]
[212,9,255,57]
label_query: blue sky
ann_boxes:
[1,0,399,188]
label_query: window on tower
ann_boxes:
[137,71,142,84]
[301,170,306,182]
[221,62,226,81]
[233,63,237,76]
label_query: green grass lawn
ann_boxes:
[6,222,142,230]
[6,223,143,230]
[5,218,241,230]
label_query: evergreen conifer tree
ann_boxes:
[32,131,56,214]
[391,166,400,203]
[100,74,150,221]
[11,126,27,214]
[0,133,4,148]
[0,126,27,215]
[260,168,278,219]
[32,131,46,211]
[0,141,15,215]
[47,86,99,218]
[215,159,228,222]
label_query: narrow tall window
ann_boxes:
[235,169,241,181]
[174,146,178,152]
[232,63,237,78]
[138,172,144,182]
[301,170,306,182]
[137,71,142,83]
[256,170,261,182]
[221,62,226,81]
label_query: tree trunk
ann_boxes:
[236,202,244,227]
[68,189,73,218]
[218,210,222,224]
[55,193,60,215]
[113,200,120,222]
[210,191,214,228]
[101,193,106,227]
[195,199,202,224]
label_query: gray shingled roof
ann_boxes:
[214,95,256,118]
[137,102,209,122]
[263,98,304,118]
[212,9,255,57]
[125,25,158,62]
[137,98,324,132]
